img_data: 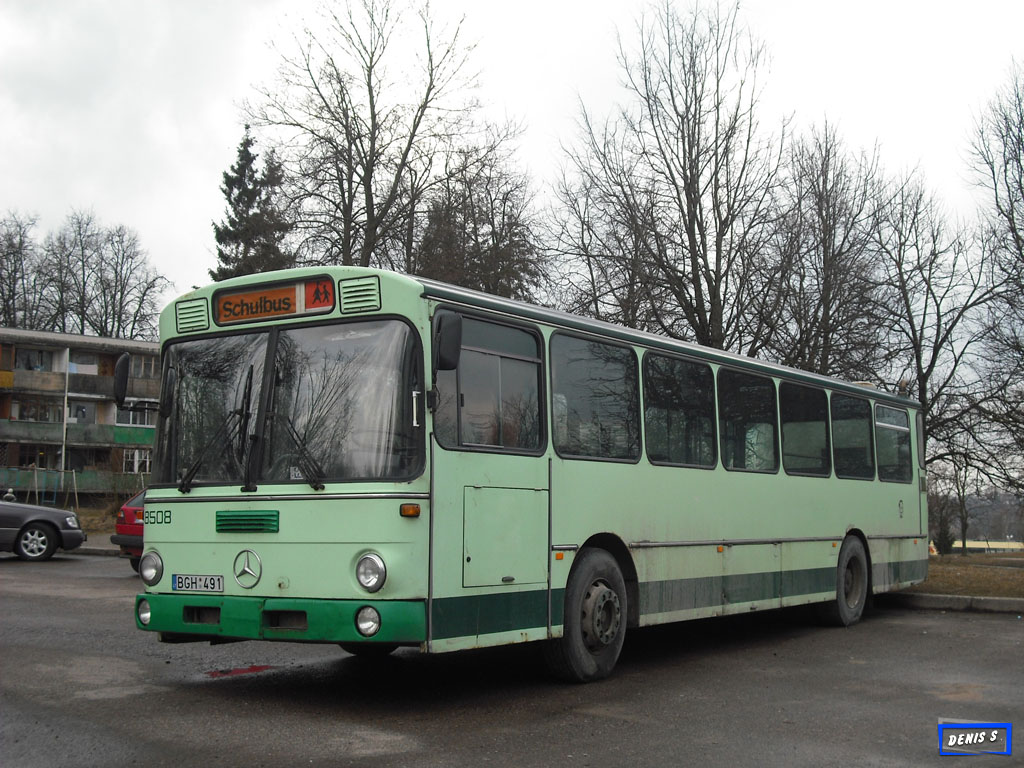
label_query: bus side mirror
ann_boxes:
[159,367,177,419]
[113,354,130,407]
[433,313,462,373]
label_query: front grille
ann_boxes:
[216,510,280,533]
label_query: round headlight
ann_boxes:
[356,553,386,593]
[137,598,152,626]
[355,606,381,637]
[139,551,163,586]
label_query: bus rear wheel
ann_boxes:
[544,548,627,683]
[819,536,869,627]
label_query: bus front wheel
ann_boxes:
[819,536,869,627]
[544,548,627,683]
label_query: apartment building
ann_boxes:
[0,327,159,499]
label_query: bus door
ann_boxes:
[428,312,550,644]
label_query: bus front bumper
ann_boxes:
[134,593,426,645]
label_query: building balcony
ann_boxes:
[0,419,63,443]
[0,466,149,499]
[1,370,66,394]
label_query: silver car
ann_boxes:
[0,494,87,561]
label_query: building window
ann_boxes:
[131,355,158,379]
[123,448,152,474]
[68,351,99,374]
[116,402,157,427]
[12,398,62,422]
[14,348,53,371]
[68,401,97,424]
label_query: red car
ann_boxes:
[110,490,144,572]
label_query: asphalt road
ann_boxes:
[1,553,1021,768]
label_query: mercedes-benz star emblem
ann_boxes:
[233,549,262,589]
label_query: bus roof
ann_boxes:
[416,276,919,410]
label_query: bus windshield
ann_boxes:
[152,319,422,487]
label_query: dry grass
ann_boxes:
[76,504,118,536]
[904,552,1024,599]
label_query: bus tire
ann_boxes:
[819,536,869,627]
[543,548,627,683]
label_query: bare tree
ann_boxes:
[873,174,996,473]
[764,124,887,378]
[251,0,476,268]
[415,139,544,301]
[21,211,167,340]
[553,1,785,352]
[90,225,169,340]
[0,212,46,329]
[970,63,1024,493]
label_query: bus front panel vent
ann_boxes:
[339,276,382,314]
[175,298,210,333]
[216,510,280,534]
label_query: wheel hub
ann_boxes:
[580,579,622,651]
[21,530,47,557]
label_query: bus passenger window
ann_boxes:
[780,382,830,476]
[718,369,778,473]
[831,394,874,479]
[875,405,912,483]
[643,353,716,467]
[551,334,640,461]
[433,315,542,452]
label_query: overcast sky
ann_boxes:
[1,0,1022,307]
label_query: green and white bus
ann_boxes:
[119,266,927,682]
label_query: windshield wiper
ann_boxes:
[179,366,254,494]
[273,412,326,491]
[177,411,243,493]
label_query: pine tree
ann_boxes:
[209,126,294,281]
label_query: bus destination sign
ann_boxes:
[215,277,336,325]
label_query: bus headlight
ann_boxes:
[139,551,163,586]
[355,606,381,636]
[137,598,152,625]
[356,553,386,593]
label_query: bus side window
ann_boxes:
[780,382,830,477]
[551,334,640,461]
[433,315,542,452]
[875,405,912,483]
[718,369,778,473]
[831,394,875,480]
[643,352,716,468]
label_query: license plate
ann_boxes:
[172,574,224,593]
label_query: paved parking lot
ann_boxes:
[1,553,1021,767]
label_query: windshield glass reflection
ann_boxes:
[152,320,421,487]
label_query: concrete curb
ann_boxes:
[76,545,120,557]
[877,592,1024,615]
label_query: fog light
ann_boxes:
[139,551,163,586]
[355,606,381,637]
[138,598,152,626]
[356,553,386,593]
